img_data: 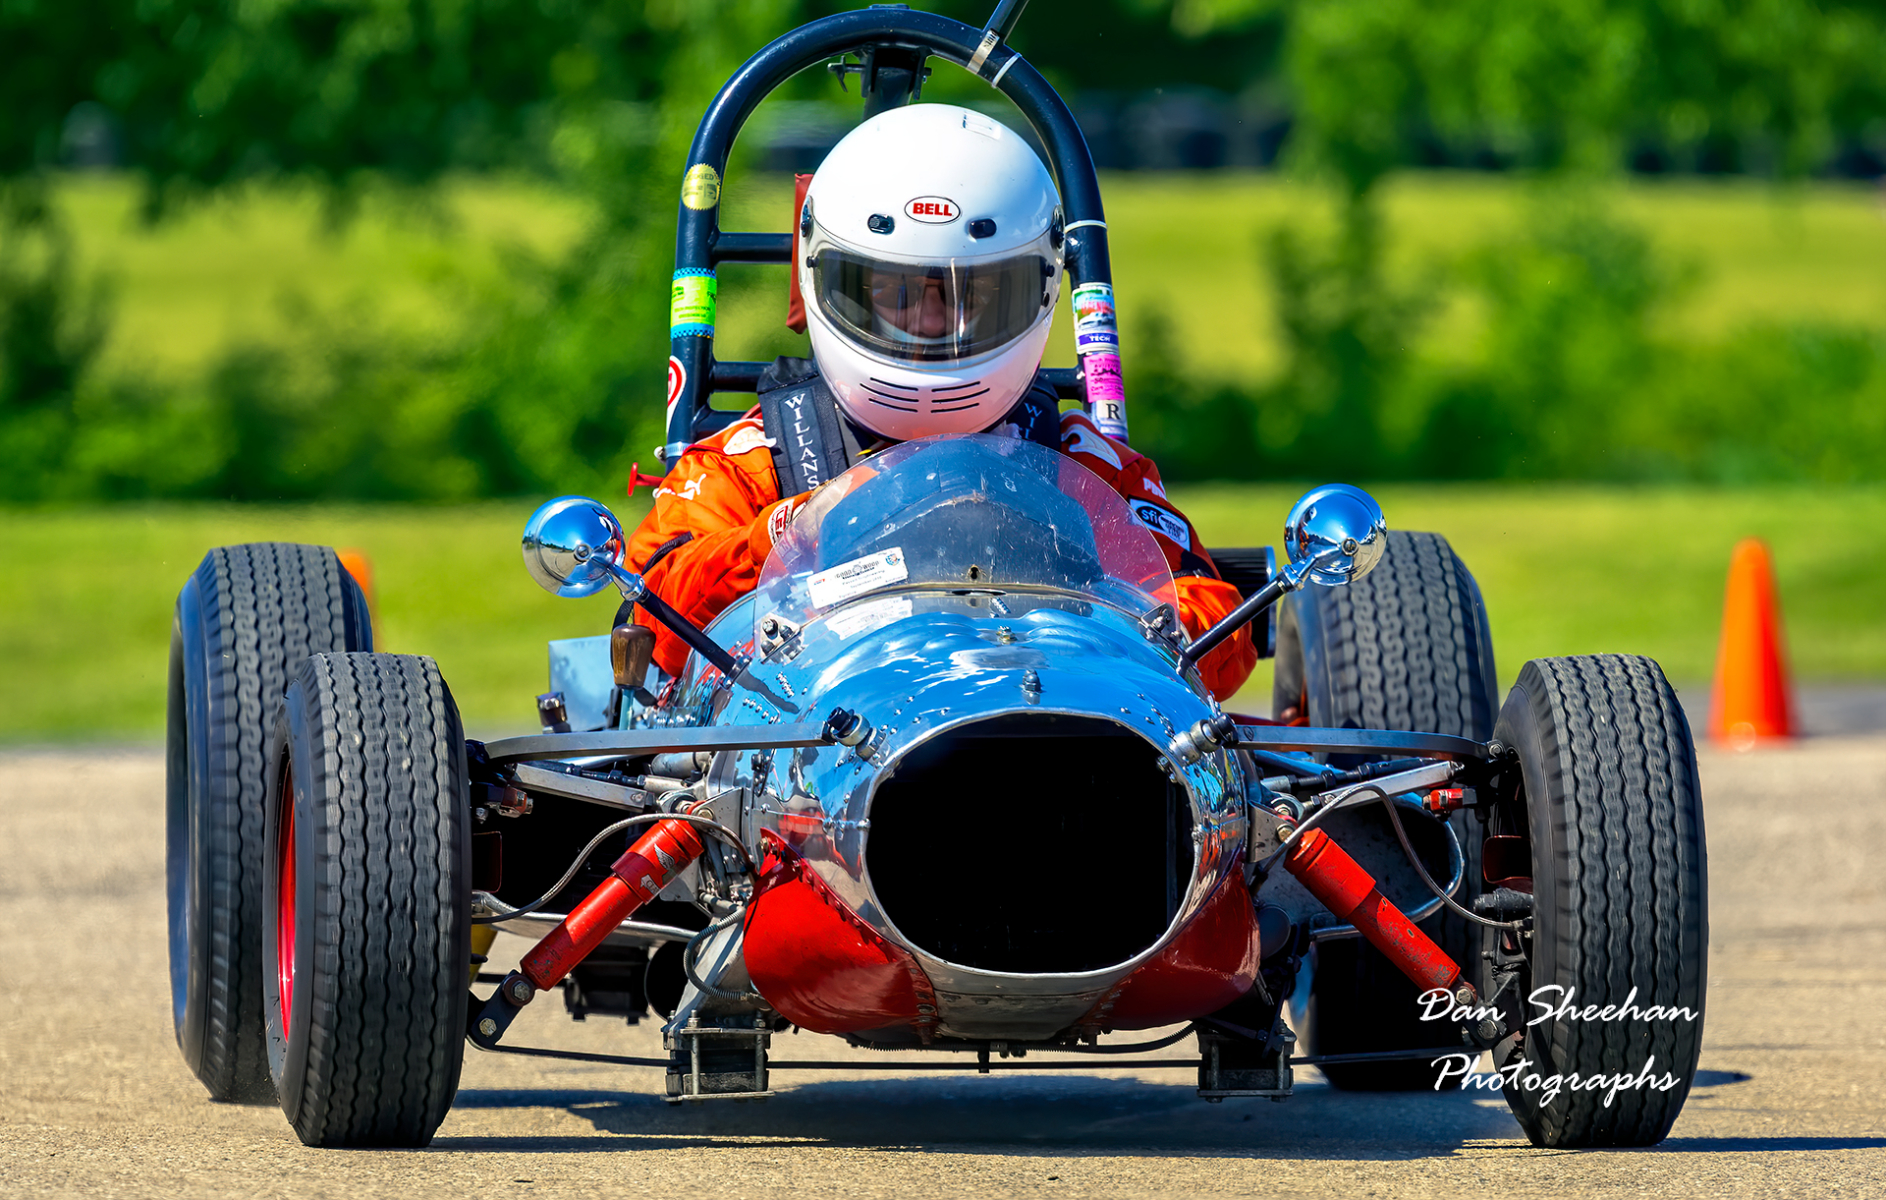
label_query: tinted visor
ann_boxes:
[814,248,1050,364]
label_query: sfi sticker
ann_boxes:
[666,356,686,423]
[903,196,961,224]
[1131,501,1191,549]
[681,164,721,211]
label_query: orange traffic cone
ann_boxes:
[337,547,381,643]
[1707,538,1795,750]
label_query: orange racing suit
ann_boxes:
[623,409,1257,700]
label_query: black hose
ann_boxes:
[470,810,754,925]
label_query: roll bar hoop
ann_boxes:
[661,6,1124,463]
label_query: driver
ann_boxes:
[624,103,1256,699]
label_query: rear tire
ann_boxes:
[167,544,372,1102]
[264,652,471,1148]
[1280,530,1498,1090]
[1493,656,1707,1147]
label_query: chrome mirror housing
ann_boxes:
[522,496,629,598]
[1282,483,1387,587]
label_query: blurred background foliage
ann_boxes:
[1,0,1883,505]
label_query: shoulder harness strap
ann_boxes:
[759,363,1066,493]
[758,364,860,494]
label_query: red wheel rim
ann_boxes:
[276,764,297,1032]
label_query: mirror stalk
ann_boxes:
[1177,557,1313,675]
[604,563,742,678]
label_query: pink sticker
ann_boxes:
[1083,352,1127,441]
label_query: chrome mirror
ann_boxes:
[522,496,629,599]
[1179,483,1387,675]
[1282,483,1387,587]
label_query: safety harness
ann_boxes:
[755,356,1063,496]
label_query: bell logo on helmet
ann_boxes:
[903,196,961,224]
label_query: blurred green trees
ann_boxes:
[2,0,1884,495]
[1,0,791,500]
[1124,0,1886,482]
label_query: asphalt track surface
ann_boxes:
[3,737,1884,1198]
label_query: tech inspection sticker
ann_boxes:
[808,548,908,609]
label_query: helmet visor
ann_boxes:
[813,247,1051,364]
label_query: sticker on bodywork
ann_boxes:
[681,164,721,211]
[824,596,914,640]
[1131,500,1191,549]
[1083,351,1127,440]
[808,547,908,609]
[666,356,686,426]
[670,270,717,336]
[1073,282,1116,336]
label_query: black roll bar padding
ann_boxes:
[710,231,794,264]
[663,7,1110,460]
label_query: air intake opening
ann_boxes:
[865,713,1192,974]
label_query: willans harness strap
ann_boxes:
[756,358,1062,497]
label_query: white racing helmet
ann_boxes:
[799,104,1063,441]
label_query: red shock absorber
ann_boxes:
[1284,826,1466,996]
[471,811,709,1048]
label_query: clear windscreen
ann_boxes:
[752,435,1178,640]
[812,245,1052,363]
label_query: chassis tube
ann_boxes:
[1284,827,1465,995]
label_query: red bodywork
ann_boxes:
[743,832,939,1038]
[743,833,1262,1036]
[1098,876,1261,1029]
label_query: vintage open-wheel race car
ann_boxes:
[164,0,1708,1152]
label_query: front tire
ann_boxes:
[1492,655,1707,1148]
[1280,529,1498,1090]
[264,652,471,1148]
[167,544,372,1102]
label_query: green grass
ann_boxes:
[59,170,1886,385]
[0,499,646,742]
[5,486,1880,740]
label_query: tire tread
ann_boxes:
[1498,655,1706,1148]
[175,543,368,1102]
[276,652,468,1148]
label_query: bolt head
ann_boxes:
[1454,985,1476,1007]
[477,1017,498,1037]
